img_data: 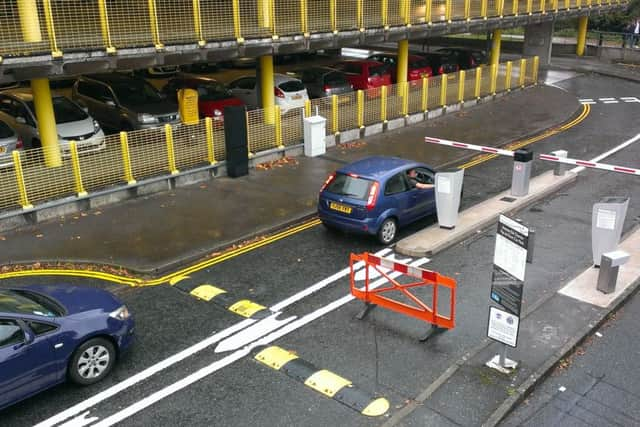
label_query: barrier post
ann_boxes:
[519,58,526,88]
[304,99,311,117]
[481,0,488,18]
[120,131,136,184]
[527,0,533,13]
[490,63,498,95]
[357,0,364,30]
[330,0,337,32]
[465,0,471,20]
[147,0,164,50]
[69,142,87,197]
[440,74,447,107]
[165,124,179,175]
[401,81,409,116]
[300,0,309,35]
[357,90,365,128]
[382,0,389,28]
[98,0,116,53]
[12,151,33,209]
[232,0,243,42]
[331,94,339,134]
[458,70,465,103]
[42,0,62,58]
[205,117,216,165]
[505,61,512,91]
[421,77,429,112]
[380,86,388,123]
[475,66,482,98]
[445,0,452,22]
[192,0,205,46]
[513,0,519,15]
[275,105,284,148]
[533,56,539,83]
[425,0,433,24]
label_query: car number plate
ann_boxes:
[292,94,302,100]
[330,202,352,214]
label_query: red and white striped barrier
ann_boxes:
[424,136,515,157]
[539,154,640,176]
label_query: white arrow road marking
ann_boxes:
[36,247,393,427]
[215,312,297,353]
[88,258,429,427]
[570,133,640,174]
[621,97,640,103]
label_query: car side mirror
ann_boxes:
[13,328,34,349]
[16,117,26,124]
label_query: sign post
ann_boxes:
[486,215,529,374]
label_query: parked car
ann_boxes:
[367,53,433,82]
[0,118,21,168]
[227,74,309,113]
[318,156,438,244]
[134,66,179,79]
[286,67,353,98]
[179,62,220,74]
[421,52,460,75]
[161,75,244,120]
[331,60,392,90]
[0,284,134,410]
[0,88,105,156]
[435,47,487,70]
[72,73,180,132]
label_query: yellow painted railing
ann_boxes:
[0,0,625,59]
[0,58,536,213]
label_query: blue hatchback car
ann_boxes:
[318,156,437,244]
[0,284,134,411]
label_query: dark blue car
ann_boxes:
[0,284,134,410]
[318,156,437,244]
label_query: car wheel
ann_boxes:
[377,218,397,245]
[68,337,116,386]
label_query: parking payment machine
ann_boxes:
[511,149,533,197]
[592,197,629,266]
[435,169,464,229]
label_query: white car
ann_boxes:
[0,118,21,168]
[228,73,309,113]
[0,88,105,158]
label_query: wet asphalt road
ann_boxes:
[1,72,639,426]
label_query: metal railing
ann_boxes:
[0,0,625,59]
[0,57,537,214]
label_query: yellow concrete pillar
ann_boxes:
[30,79,62,167]
[18,0,42,42]
[397,40,409,85]
[260,55,275,125]
[490,29,502,65]
[576,16,588,56]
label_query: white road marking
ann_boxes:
[580,101,596,104]
[598,98,616,101]
[215,312,297,353]
[570,133,640,174]
[35,247,394,427]
[621,97,640,102]
[89,258,429,427]
[603,100,619,104]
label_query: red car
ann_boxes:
[367,53,433,83]
[161,75,244,120]
[331,60,392,91]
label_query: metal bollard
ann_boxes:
[596,250,630,294]
[550,150,567,176]
[511,149,533,197]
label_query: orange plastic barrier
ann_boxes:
[350,252,456,330]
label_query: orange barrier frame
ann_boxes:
[350,252,456,331]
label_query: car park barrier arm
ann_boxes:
[424,136,516,157]
[349,252,456,339]
[539,154,640,176]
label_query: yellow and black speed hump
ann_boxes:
[254,346,389,417]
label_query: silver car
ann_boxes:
[0,89,105,157]
[0,118,21,168]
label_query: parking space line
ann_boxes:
[254,345,389,417]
